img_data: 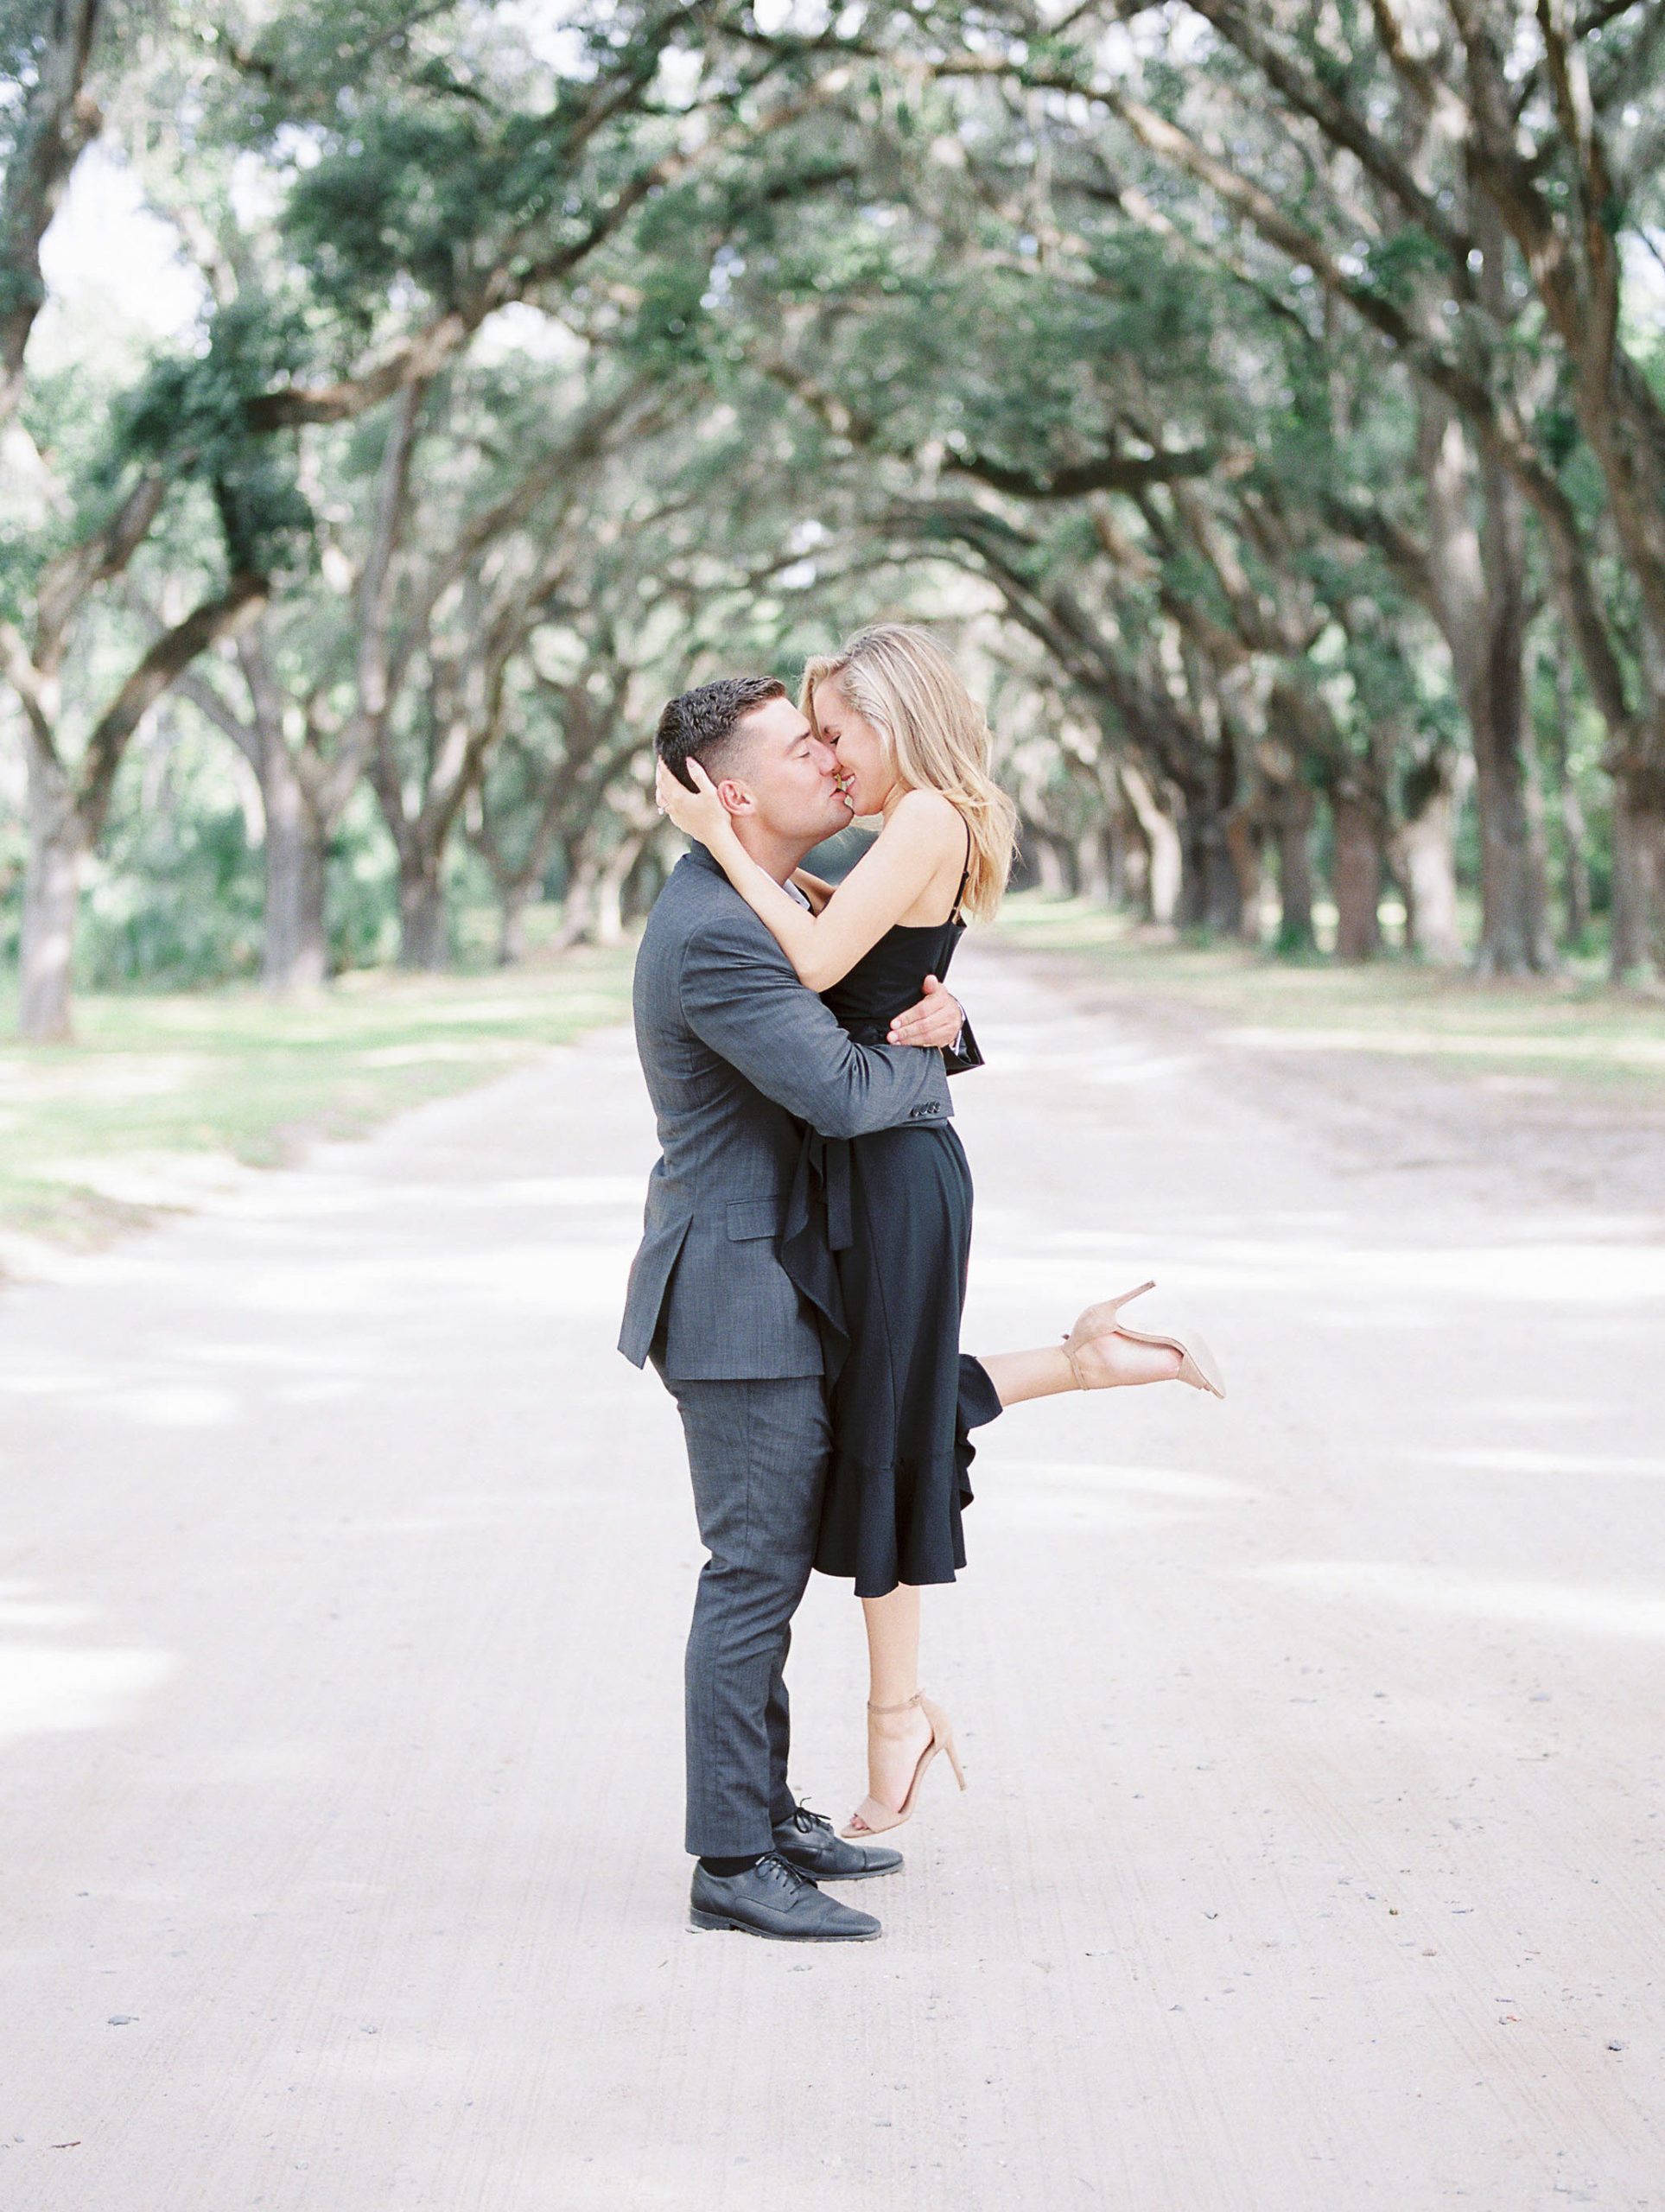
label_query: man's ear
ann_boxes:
[715,778,754,816]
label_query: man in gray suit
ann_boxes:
[620,674,967,1942]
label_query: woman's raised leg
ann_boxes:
[977,1335,1180,1405]
[977,1279,1222,1405]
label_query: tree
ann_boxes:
[0,0,103,431]
[930,0,1664,969]
[171,384,427,988]
[683,71,1439,953]
[3,0,863,1030]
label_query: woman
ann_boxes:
[656,624,1223,1837]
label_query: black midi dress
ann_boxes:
[778,864,1002,1599]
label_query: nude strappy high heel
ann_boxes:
[842,1692,967,1839]
[1063,1279,1227,1399]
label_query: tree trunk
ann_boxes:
[1074,827,1111,903]
[1223,810,1262,943]
[1105,806,1131,908]
[1420,408,1552,975]
[260,747,328,990]
[1395,753,1469,965]
[1272,790,1315,954]
[1560,776,1592,950]
[1521,713,1555,961]
[593,834,648,948]
[1033,835,1069,899]
[497,880,534,966]
[1469,721,1550,975]
[1331,791,1382,963]
[18,754,85,1042]
[397,855,448,970]
[1610,782,1665,981]
[1119,764,1180,926]
[1544,654,1591,949]
[1199,815,1242,935]
[1172,805,1207,930]
[558,842,601,947]
[0,0,105,433]
[10,569,268,1039]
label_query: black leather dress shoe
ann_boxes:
[772,1802,904,1883]
[689,1853,881,1941]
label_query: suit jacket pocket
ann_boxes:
[727,1197,780,1241]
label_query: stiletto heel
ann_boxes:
[927,1696,967,1793]
[842,1691,965,1837]
[1064,1279,1226,1399]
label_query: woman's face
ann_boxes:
[812,677,893,819]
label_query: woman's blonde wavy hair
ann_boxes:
[799,624,1016,922]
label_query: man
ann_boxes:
[619,675,967,1942]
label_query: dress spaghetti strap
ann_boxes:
[948,818,972,926]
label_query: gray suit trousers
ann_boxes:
[656,1366,831,1857]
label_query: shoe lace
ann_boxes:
[782,1801,832,1839]
[759,1851,816,1894]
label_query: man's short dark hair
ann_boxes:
[655,674,787,791]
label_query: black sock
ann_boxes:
[699,1853,763,1878]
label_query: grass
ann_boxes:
[0,944,637,1255]
[992,893,1665,1096]
[7,893,1658,1257]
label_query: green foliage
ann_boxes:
[6,0,1664,1013]
[209,0,473,135]
[272,3,689,339]
[80,801,264,986]
[113,296,314,570]
[283,109,524,324]
[77,726,264,987]
[1535,403,1579,470]
[324,789,402,971]
[67,736,409,988]
[0,948,639,1244]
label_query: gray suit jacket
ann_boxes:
[619,846,954,1381]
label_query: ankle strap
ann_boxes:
[867,1692,923,1714]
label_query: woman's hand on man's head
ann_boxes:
[655,757,733,848]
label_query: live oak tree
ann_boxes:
[0,0,101,432]
[680,48,1467,957]
[6,0,1662,997]
[0,0,459,1033]
[897,0,1665,972]
[2,0,862,1029]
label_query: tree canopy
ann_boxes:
[3,0,1663,1034]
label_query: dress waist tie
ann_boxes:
[778,1127,854,1380]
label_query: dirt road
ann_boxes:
[3,943,1662,2210]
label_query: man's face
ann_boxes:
[719,696,853,849]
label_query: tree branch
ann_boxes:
[173,665,260,766]
[949,444,1215,499]
[34,466,172,664]
[244,59,855,431]
[77,569,269,840]
[0,617,59,755]
[0,0,105,429]
[1182,0,1477,278]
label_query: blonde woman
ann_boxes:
[656,625,1222,1837]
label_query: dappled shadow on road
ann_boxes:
[973,1455,1255,1537]
[1248,1560,1665,1641]
[0,1135,651,1779]
[0,1582,175,1748]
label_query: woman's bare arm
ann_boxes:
[789,868,836,912]
[656,763,963,991]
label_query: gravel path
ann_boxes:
[3,943,1662,2211]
